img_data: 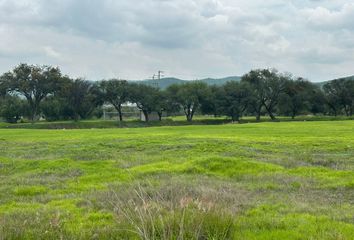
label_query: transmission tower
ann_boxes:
[157,70,164,80]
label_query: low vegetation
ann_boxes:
[1,121,353,239]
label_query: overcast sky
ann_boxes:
[0,0,353,81]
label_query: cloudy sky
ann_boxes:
[0,0,353,81]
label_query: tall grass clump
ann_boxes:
[109,183,236,240]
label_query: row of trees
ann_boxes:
[0,64,353,123]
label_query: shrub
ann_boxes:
[0,95,25,123]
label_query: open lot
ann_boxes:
[0,121,354,239]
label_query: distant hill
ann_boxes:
[122,74,354,89]
[317,75,354,87]
[131,76,241,89]
[333,75,354,81]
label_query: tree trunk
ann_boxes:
[118,109,123,121]
[265,104,276,120]
[344,106,350,117]
[143,110,149,122]
[268,111,276,120]
[30,112,36,123]
[113,104,123,122]
[27,98,38,123]
[30,105,38,123]
[74,113,80,122]
[232,114,240,123]
[328,103,337,117]
[186,112,193,122]
[185,108,193,122]
[190,109,195,121]
[157,112,162,121]
[291,106,297,119]
[255,105,262,121]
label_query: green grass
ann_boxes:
[0,115,353,129]
[0,121,353,239]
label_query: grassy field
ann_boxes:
[0,115,353,129]
[0,121,354,239]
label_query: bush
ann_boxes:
[41,97,63,121]
[41,97,74,121]
[0,96,25,123]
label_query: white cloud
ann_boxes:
[303,3,354,30]
[0,0,353,81]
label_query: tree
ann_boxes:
[40,76,72,121]
[153,90,169,121]
[279,78,317,119]
[166,82,210,121]
[129,83,160,122]
[263,72,288,120]
[200,85,220,117]
[308,89,326,116]
[323,79,354,116]
[216,81,251,122]
[0,75,8,97]
[64,79,101,121]
[242,69,287,120]
[40,78,101,121]
[99,79,131,121]
[323,81,342,116]
[2,64,62,121]
[241,70,267,121]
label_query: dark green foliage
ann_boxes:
[200,85,219,116]
[308,88,327,115]
[2,64,63,121]
[241,69,288,120]
[41,96,78,122]
[1,64,354,123]
[98,79,131,121]
[0,75,9,97]
[41,79,101,121]
[152,90,169,121]
[215,81,251,122]
[166,81,210,121]
[323,78,354,116]
[64,79,100,121]
[278,78,319,118]
[0,95,26,123]
[41,97,70,121]
[129,83,162,121]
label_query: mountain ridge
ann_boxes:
[131,76,242,89]
[123,75,354,89]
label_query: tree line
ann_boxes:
[0,64,353,123]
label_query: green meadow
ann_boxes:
[0,121,354,239]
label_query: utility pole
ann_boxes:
[149,71,164,88]
[157,70,164,80]
[150,73,159,88]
